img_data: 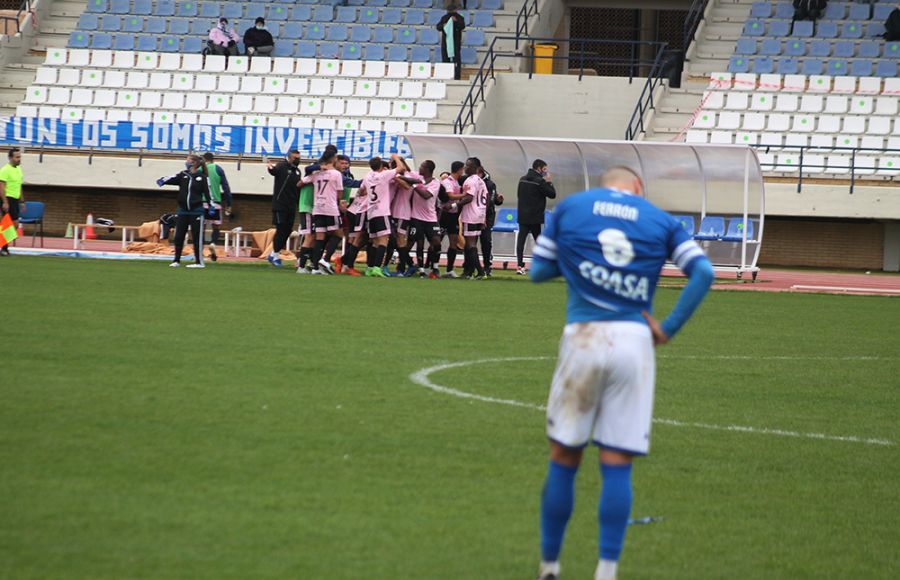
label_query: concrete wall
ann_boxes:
[473,73,647,139]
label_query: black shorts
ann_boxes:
[463,223,483,237]
[3,198,20,221]
[348,211,367,234]
[390,218,410,236]
[409,219,440,242]
[298,212,314,235]
[367,215,391,238]
[313,214,339,232]
[272,209,296,230]
[439,211,459,234]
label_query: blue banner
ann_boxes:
[0,118,412,160]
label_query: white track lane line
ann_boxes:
[408,357,895,447]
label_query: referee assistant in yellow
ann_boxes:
[0,148,24,256]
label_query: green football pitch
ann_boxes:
[2,256,898,579]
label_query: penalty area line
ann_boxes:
[408,357,895,447]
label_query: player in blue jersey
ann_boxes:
[531,167,715,580]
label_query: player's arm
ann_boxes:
[529,212,561,282]
[392,175,413,190]
[156,173,182,187]
[413,183,433,199]
[389,154,408,174]
[298,173,314,186]
[217,165,232,198]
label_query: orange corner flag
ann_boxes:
[0,213,17,248]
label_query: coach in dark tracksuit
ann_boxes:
[157,154,212,268]
[266,149,302,266]
[516,159,556,273]
[479,168,503,277]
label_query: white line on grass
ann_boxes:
[408,357,895,447]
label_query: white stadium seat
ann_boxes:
[784,74,808,92]
[320,60,341,76]
[832,76,856,94]
[717,112,741,130]
[240,76,262,93]
[868,117,891,136]
[378,80,400,98]
[162,92,184,109]
[842,116,866,134]
[231,95,253,113]
[758,73,781,91]
[126,72,148,89]
[138,91,161,109]
[851,96,873,115]
[250,57,272,74]
[749,92,773,111]
[703,91,724,109]
[685,130,708,143]
[342,60,363,77]
[803,154,826,174]
[113,51,134,68]
[874,97,898,116]
[218,76,239,93]
[47,88,70,105]
[204,55,226,72]
[785,133,808,147]
[791,114,815,132]
[91,51,112,68]
[332,79,354,97]
[424,82,446,100]
[34,67,57,85]
[296,58,317,76]
[273,57,296,75]
[817,116,841,133]
[805,75,830,93]
[159,54,182,71]
[68,49,90,67]
[46,49,67,65]
[767,114,790,131]
[799,95,823,113]
[277,96,299,114]
[810,134,834,148]
[263,77,286,94]
[709,130,733,144]
[741,112,766,131]
[708,72,732,89]
[733,73,756,91]
[857,77,881,95]
[775,94,798,112]
[735,131,758,145]
[692,112,715,129]
[175,112,198,124]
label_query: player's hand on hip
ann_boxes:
[1,201,8,212]
[642,310,670,346]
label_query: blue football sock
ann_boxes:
[599,463,633,561]
[540,460,579,562]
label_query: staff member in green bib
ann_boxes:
[202,152,233,261]
[0,148,24,256]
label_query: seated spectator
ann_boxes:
[885,8,900,41]
[208,17,240,57]
[244,17,275,57]
[793,0,827,21]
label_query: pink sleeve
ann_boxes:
[301,174,313,184]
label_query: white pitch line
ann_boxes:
[408,357,895,447]
[656,354,894,361]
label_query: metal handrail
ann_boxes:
[753,143,899,193]
[683,0,709,53]
[623,45,670,140]
[514,0,539,51]
[453,36,668,135]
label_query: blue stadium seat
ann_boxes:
[850,60,873,77]
[246,5,265,20]
[833,41,854,58]
[866,23,886,38]
[319,42,339,59]
[824,2,845,20]
[359,7,379,24]
[133,0,151,14]
[169,19,189,35]
[769,20,790,37]
[78,14,99,30]
[305,23,326,40]
[840,22,863,39]
[465,29,485,46]
[694,216,725,240]
[473,11,493,27]
[183,37,202,53]
[749,1,771,18]
[283,22,302,39]
[154,1,175,17]
[413,0,431,7]
[327,24,348,41]
[222,3,241,19]
[313,6,335,21]
[342,43,363,59]
[137,35,157,51]
[759,38,781,55]
[461,47,477,64]
[828,59,847,75]
[387,45,407,60]
[114,34,135,50]
[200,3,219,18]
[100,15,120,31]
[745,20,766,37]
[373,26,393,43]
[792,20,813,37]
[847,3,870,21]
[296,41,317,58]
[885,42,900,58]
[722,218,754,241]
[426,10,443,26]
[366,43,385,60]
[389,0,410,6]
[777,58,799,74]
[335,6,356,22]
[735,38,757,55]
[176,1,198,17]
[268,5,290,20]
[146,18,165,34]
[771,2,792,19]
[349,25,370,42]
[68,31,89,48]
[752,56,774,74]
[481,0,502,9]
[291,6,312,20]
[189,19,207,35]
[109,0,129,14]
[159,37,180,52]
[673,215,695,236]
[410,45,431,62]
[85,0,106,13]
[493,208,518,232]
[802,58,824,75]
[90,32,113,49]
[874,4,895,21]
[875,60,897,77]
[272,42,294,57]
[727,56,750,73]
[405,9,425,25]
[382,8,402,24]
[420,28,439,45]
[784,39,805,56]
[397,27,416,43]
[367,0,387,5]
[816,21,837,38]
[809,40,831,57]
[123,17,143,33]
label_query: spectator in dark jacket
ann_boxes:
[243,17,274,57]
[437,4,465,80]
[793,0,827,21]
[516,159,556,274]
[266,149,302,267]
[479,167,503,277]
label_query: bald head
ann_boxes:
[600,166,644,196]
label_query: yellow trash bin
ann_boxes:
[533,43,558,75]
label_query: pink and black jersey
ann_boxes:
[303,168,343,217]
[441,176,461,213]
[410,176,441,223]
[367,168,397,219]
[389,174,413,221]
[349,170,377,215]
[461,173,488,225]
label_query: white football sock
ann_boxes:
[539,561,560,577]
[595,559,618,580]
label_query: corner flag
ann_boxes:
[0,213,17,248]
